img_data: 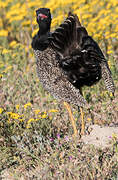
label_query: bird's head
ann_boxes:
[36,8,52,32]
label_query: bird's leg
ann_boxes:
[63,102,78,136]
[80,107,85,135]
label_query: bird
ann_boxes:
[31,8,115,136]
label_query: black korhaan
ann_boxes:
[31,8,115,135]
[32,8,115,104]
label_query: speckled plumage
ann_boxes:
[34,48,86,107]
[101,61,115,94]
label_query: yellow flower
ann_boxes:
[49,116,52,120]
[87,118,92,121]
[0,30,8,37]
[16,105,20,110]
[32,19,37,26]
[19,118,24,122]
[22,20,31,26]
[42,114,47,119]
[27,118,35,123]
[73,111,78,115]
[9,41,17,48]
[2,49,11,54]
[26,118,35,128]
[34,109,40,114]
[109,92,113,97]
[32,29,38,37]
[107,50,113,55]
[0,1,9,8]
[9,15,24,22]
[51,14,64,29]
[48,109,59,113]
[75,118,78,121]
[0,74,3,78]
[12,53,17,57]
[110,33,116,38]
[7,112,20,119]
[24,102,32,109]
[0,108,3,114]
[82,14,92,19]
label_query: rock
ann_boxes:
[82,125,118,149]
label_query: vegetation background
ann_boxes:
[0,0,118,179]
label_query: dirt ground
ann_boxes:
[82,125,118,149]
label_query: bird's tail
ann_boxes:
[101,61,115,96]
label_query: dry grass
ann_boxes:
[0,55,118,179]
[0,0,118,179]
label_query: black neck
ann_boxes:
[38,27,50,36]
[31,26,51,51]
[38,23,50,35]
